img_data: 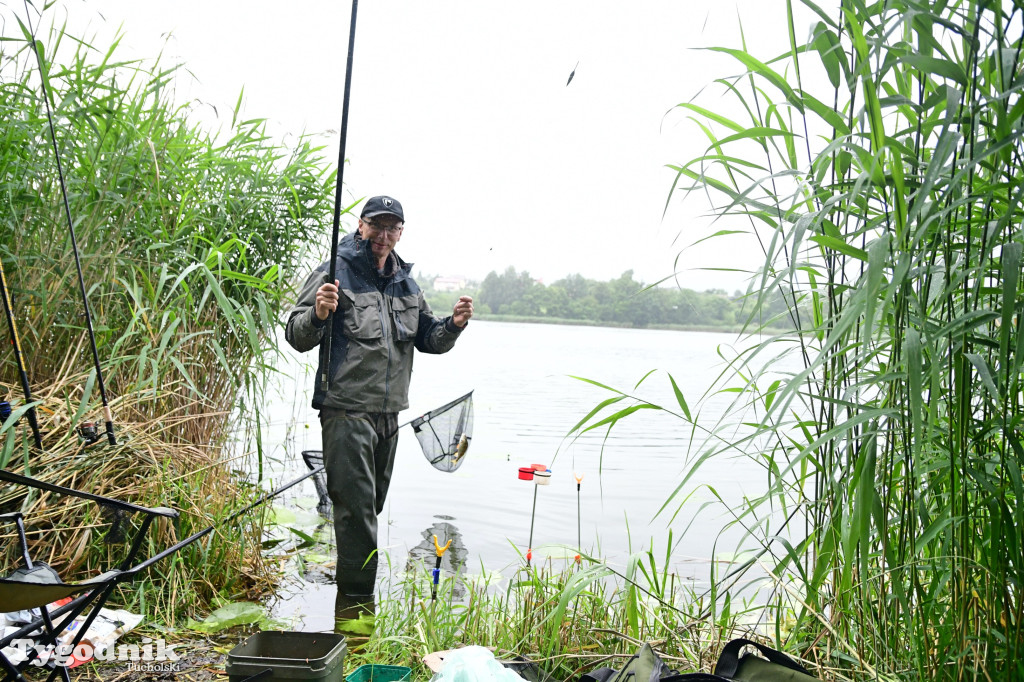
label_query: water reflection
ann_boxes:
[299,519,335,585]
[406,517,468,599]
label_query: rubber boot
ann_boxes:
[335,590,375,644]
[335,565,376,643]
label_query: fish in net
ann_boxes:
[301,391,474,515]
[409,390,474,473]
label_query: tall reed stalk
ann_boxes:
[0,13,336,621]
[574,1,1024,678]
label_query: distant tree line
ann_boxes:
[420,267,795,330]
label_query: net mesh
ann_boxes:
[301,450,331,517]
[410,391,474,473]
[300,392,474,514]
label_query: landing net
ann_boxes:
[410,390,474,473]
[301,391,474,515]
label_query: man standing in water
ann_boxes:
[286,195,473,624]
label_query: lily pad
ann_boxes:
[305,552,334,564]
[186,602,266,633]
[291,495,321,511]
[267,505,321,528]
[335,612,374,636]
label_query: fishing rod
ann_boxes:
[138,465,326,571]
[0,256,43,449]
[0,462,325,574]
[23,1,116,445]
[320,0,361,393]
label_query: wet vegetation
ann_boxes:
[574,0,1024,678]
[0,16,335,621]
[4,1,1024,681]
[356,546,787,681]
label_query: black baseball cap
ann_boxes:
[361,195,404,222]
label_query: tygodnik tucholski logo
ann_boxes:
[6,637,181,672]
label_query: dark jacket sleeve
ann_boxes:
[414,290,464,354]
[285,268,329,353]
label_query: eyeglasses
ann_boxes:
[362,219,404,235]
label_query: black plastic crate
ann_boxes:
[226,631,347,681]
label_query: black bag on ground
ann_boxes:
[710,638,818,682]
[581,642,677,682]
[580,640,817,682]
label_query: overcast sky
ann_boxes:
[30,1,816,291]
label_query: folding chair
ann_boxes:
[0,468,178,682]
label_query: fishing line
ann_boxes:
[320,0,361,393]
[22,1,116,445]
[0,256,43,449]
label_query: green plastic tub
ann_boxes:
[226,631,347,681]
[347,664,412,682]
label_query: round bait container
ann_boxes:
[534,470,552,485]
[518,467,535,481]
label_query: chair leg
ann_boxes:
[0,653,27,682]
[44,660,72,682]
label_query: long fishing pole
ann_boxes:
[138,466,326,571]
[0,257,43,449]
[23,2,116,445]
[320,0,361,393]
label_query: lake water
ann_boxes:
[255,320,791,627]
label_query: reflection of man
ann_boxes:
[285,196,473,620]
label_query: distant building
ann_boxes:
[433,276,467,292]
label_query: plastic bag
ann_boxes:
[429,646,525,682]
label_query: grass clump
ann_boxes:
[571,1,1024,679]
[352,545,785,682]
[0,10,335,622]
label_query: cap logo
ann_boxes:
[382,197,394,208]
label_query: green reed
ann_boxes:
[570,1,1024,679]
[355,544,753,682]
[0,14,335,621]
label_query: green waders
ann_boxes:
[320,409,398,633]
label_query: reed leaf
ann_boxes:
[1,13,335,621]
[572,0,1024,676]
